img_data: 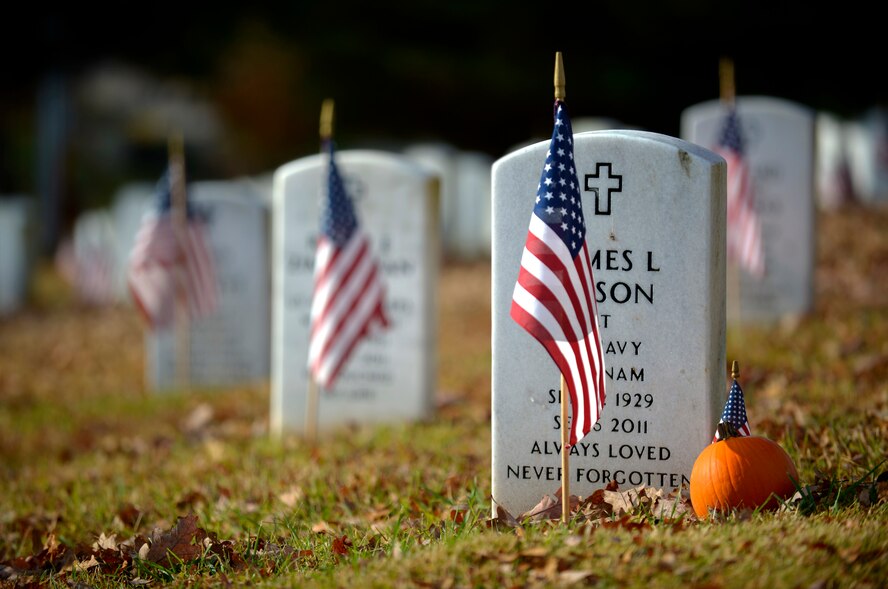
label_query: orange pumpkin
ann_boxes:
[690,423,799,518]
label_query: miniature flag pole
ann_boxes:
[305,98,336,444]
[511,51,605,525]
[560,373,570,523]
[720,57,742,329]
[554,52,571,525]
[168,130,191,390]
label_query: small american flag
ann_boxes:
[715,107,765,277]
[510,100,606,448]
[713,378,751,442]
[127,167,218,329]
[76,244,114,306]
[307,140,389,390]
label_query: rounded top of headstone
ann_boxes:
[494,129,725,173]
[274,149,436,186]
[681,96,815,122]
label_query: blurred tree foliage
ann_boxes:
[1,1,884,218]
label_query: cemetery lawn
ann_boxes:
[1,205,886,589]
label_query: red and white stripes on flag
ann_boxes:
[715,108,765,277]
[76,245,115,306]
[510,101,606,448]
[722,149,765,277]
[307,142,389,390]
[307,231,388,388]
[127,213,218,329]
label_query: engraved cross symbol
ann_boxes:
[584,163,623,216]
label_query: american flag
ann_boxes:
[307,140,389,390]
[127,167,218,329]
[76,245,115,306]
[713,378,752,442]
[510,101,606,448]
[715,107,765,277]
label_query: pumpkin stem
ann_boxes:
[716,421,742,440]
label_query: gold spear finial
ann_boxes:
[320,98,335,141]
[731,360,739,380]
[554,52,566,101]
[719,57,735,105]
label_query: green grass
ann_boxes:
[1,206,887,588]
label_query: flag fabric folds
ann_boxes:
[510,101,606,448]
[713,377,752,442]
[715,107,765,277]
[307,140,389,390]
[127,168,218,329]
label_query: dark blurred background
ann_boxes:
[1,1,884,252]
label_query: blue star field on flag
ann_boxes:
[153,166,208,221]
[717,108,745,154]
[320,141,358,247]
[714,378,751,441]
[534,103,585,258]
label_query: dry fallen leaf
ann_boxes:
[311,521,336,535]
[145,514,206,566]
[522,488,581,522]
[73,554,100,571]
[278,487,304,507]
[331,535,352,556]
[93,532,118,551]
[491,503,522,529]
[559,570,594,584]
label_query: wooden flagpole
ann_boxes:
[554,52,571,525]
[305,98,336,444]
[720,57,743,332]
[169,131,191,391]
[560,374,570,524]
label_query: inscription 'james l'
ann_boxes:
[584,162,623,215]
[589,249,661,305]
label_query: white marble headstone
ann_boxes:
[845,107,888,206]
[491,130,726,517]
[148,180,270,390]
[815,112,851,211]
[681,96,816,324]
[0,196,35,315]
[73,208,117,305]
[110,182,155,303]
[270,150,439,435]
[403,143,460,257]
[453,151,493,260]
